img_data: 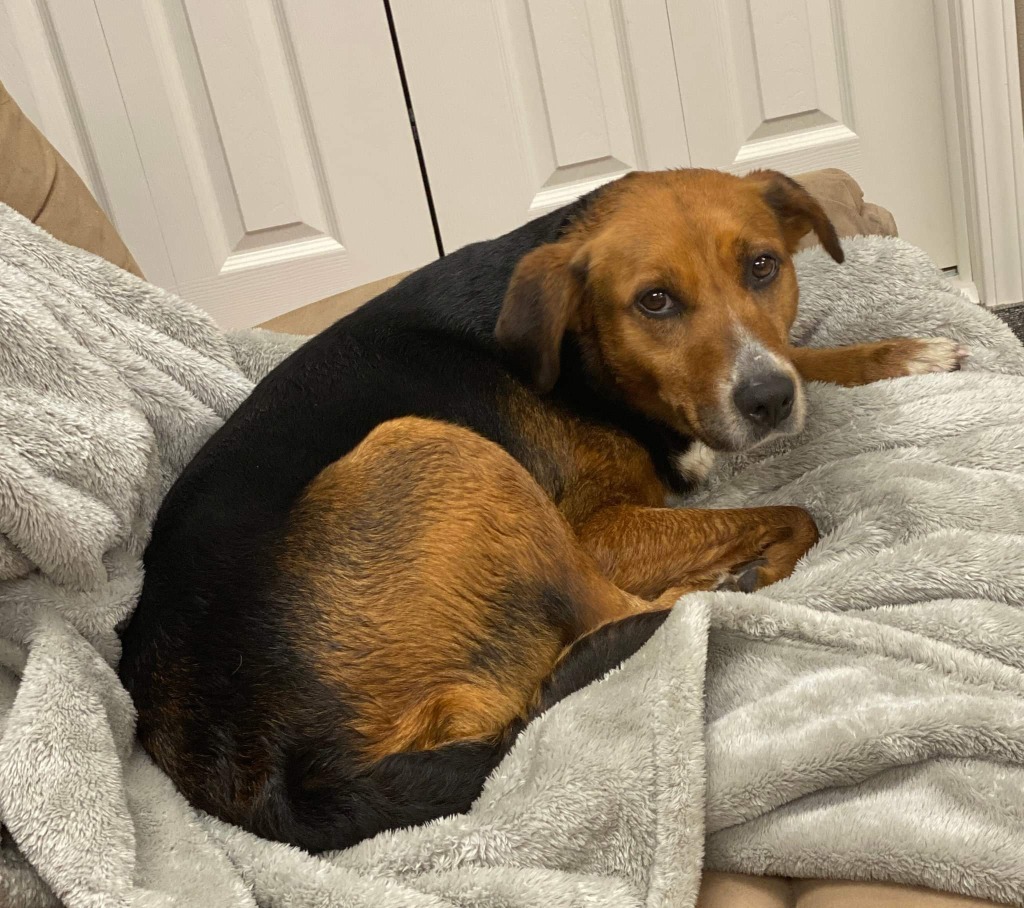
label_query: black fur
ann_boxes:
[534,610,672,713]
[119,185,687,853]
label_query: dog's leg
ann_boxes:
[217,416,673,851]
[280,417,657,766]
[789,339,968,387]
[576,504,819,600]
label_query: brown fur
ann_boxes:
[275,170,955,765]
[495,170,843,453]
[277,414,814,767]
[123,168,966,851]
[789,338,960,386]
[278,417,645,766]
[499,382,818,598]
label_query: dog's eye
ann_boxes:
[636,289,680,317]
[751,254,779,285]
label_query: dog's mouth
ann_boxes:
[697,408,805,453]
[670,386,805,487]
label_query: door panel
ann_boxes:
[97,0,439,327]
[838,0,957,267]
[2,0,438,328]
[397,0,959,268]
[0,0,176,287]
[390,0,690,251]
[669,0,858,175]
[668,0,957,266]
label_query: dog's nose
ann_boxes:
[732,373,795,430]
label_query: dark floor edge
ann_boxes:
[994,303,1024,343]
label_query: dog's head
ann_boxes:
[495,168,843,452]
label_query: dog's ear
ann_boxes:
[745,169,844,263]
[496,240,587,393]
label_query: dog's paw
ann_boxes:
[673,440,716,485]
[713,558,767,593]
[711,506,818,594]
[885,337,969,377]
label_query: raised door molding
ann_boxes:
[395,0,959,269]
[666,0,861,178]
[2,0,438,328]
[90,0,439,327]
[0,0,176,287]
[390,0,691,252]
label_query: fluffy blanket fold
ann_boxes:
[0,203,1022,908]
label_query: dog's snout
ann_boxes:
[732,373,795,430]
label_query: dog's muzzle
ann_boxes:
[698,341,806,452]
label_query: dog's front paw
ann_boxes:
[880,337,969,378]
[673,440,716,486]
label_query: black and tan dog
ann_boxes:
[119,169,965,852]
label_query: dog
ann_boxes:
[119,168,966,853]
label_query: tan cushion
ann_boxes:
[698,871,794,906]
[795,167,899,251]
[698,872,1007,907]
[793,879,1004,907]
[0,80,143,277]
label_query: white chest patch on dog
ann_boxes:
[673,441,717,485]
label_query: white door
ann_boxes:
[390,0,959,269]
[0,0,439,329]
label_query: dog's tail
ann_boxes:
[260,608,671,853]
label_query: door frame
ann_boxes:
[936,0,1024,307]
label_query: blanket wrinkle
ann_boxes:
[1,204,1023,907]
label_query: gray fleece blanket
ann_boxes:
[1,201,1023,908]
